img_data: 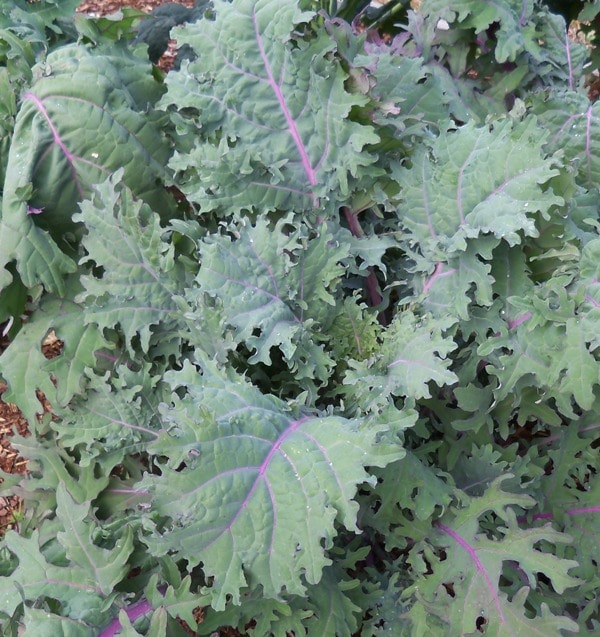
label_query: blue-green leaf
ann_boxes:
[162,0,379,215]
[0,44,173,294]
[195,215,349,382]
[140,361,403,609]
[395,118,563,258]
[74,172,186,355]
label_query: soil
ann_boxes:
[77,0,195,12]
[0,367,28,536]
[0,330,61,535]
[78,0,198,71]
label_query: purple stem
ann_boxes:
[517,505,600,524]
[536,423,600,446]
[251,9,317,205]
[518,0,528,27]
[342,207,386,324]
[422,262,454,296]
[585,105,594,187]
[99,598,153,637]
[437,522,506,624]
[23,93,104,198]
[94,351,122,364]
[565,28,574,92]
[94,350,136,370]
[506,311,532,330]
[342,206,364,239]
[366,273,385,323]
[585,292,600,309]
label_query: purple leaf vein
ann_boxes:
[252,10,317,190]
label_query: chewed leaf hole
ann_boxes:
[42,330,64,359]
[442,582,455,598]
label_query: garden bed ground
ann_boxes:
[78,0,197,70]
[0,331,60,534]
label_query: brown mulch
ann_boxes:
[0,325,27,536]
[77,0,198,71]
[0,330,60,535]
[0,381,28,536]
[77,0,196,13]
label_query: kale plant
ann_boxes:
[0,0,598,635]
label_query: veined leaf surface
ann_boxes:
[162,0,379,215]
[0,44,173,294]
[141,361,404,609]
[421,0,533,63]
[195,215,349,382]
[533,91,600,190]
[406,477,580,636]
[0,284,111,427]
[74,173,186,355]
[396,118,563,258]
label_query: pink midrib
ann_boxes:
[437,523,507,626]
[252,10,317,189]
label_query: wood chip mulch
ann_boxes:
[0,326,28,535]
[0,385,28,535]
[0,330,61,535]
[76,0,198,72]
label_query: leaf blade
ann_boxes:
[141,361,403,609]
